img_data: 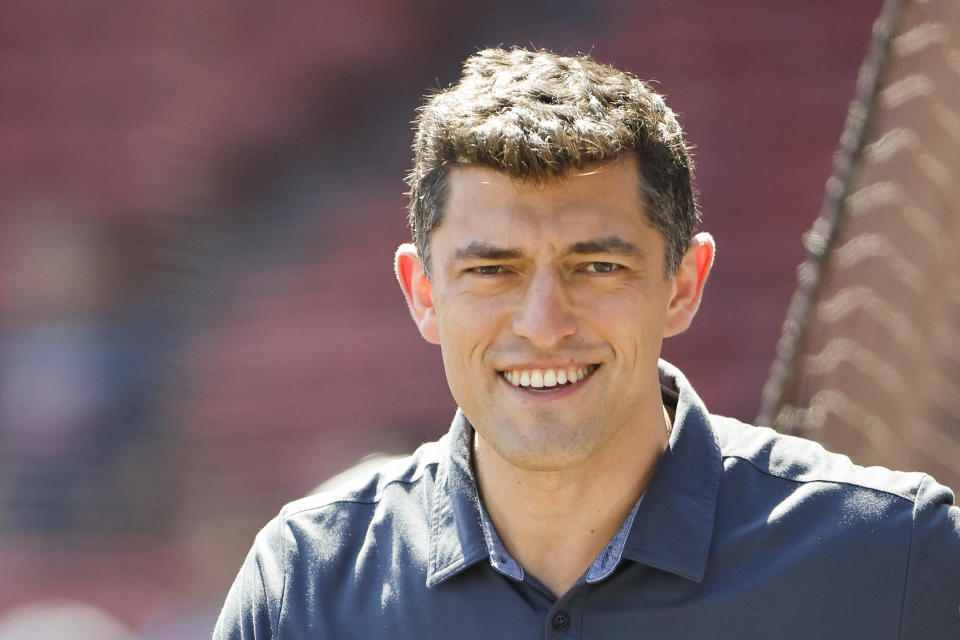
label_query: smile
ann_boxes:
[499,364,599,389]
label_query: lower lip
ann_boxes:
[499,367,597,401]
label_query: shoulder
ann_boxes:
[701,416,960,633]
[223,440,445,633]
[213,438,449,638]
[707,414,959,562]
[234,436,446,586]
[710,414,931,503]
[272,437,444,550]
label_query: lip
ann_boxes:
[497,363,599,401]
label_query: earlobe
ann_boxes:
[394,243,441,344]
[663,232,715,338]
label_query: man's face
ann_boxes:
[410,157,692,472]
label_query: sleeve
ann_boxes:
[212,514,290,640]
[899,474,960,638]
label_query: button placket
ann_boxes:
[552,610,571,631]
[546,588,585,637]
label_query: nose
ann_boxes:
[512,267,577,348]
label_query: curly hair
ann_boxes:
[406,47,699,277]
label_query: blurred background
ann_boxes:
[2,0,952,636]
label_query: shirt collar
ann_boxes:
[473,481,644,584]
[426,360,722,587]
[427,409,489,587]
[621,360,722,583]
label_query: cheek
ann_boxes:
[585,296,666,358]
[436,307,503,416]
[437,302,492,372]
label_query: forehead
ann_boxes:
[435,157,650,246]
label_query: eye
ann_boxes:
[468,265,504,275]
[584,261,622,274]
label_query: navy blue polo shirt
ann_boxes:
[214,361,960,638]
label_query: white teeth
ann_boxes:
[503,365,595,388]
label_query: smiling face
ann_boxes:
[396,157,712,473]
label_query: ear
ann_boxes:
[395,243,440,344]
[663,232,715,338]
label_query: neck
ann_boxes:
[474,404,670,597]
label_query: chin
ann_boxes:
[486,419,600,472]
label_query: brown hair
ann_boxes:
[406,47,699,277]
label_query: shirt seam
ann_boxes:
[428,468,444,583]
[896,474,924,639]
[721,453,918,504]
[283,467,436,518]
[276,516,289,638]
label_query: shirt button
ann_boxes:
[552,611,571,632]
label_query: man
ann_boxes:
[214,47,960,638]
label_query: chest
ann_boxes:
[277,555,904,640]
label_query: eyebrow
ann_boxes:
[567,236,644,259]
[448,236,645,266]
[450,242,523,263]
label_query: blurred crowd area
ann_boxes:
[0,1,883,636]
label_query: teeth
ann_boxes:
[502,365,595,388]
[530,371,544,388]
